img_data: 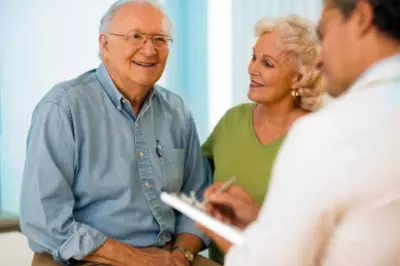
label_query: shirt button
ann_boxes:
[140,152,144,159]
[117,106,122,111]
[154,210,159,216]
[145,182,151,189]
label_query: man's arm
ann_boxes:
[83,238,144,265]
[20,102,107,264]
[83,238,173,266]
[224,118,345,266]
[173,112,213,254]
[20,102,166,266]
[170,233,204,264]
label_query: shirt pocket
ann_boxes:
[161,148,185,192]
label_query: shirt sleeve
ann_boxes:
[224,117,345,266]
[175,111,212,246]
[20,101,106,265]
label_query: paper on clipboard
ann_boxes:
[160,192,244,246]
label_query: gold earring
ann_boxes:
[291,89,299,98]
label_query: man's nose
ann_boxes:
[140,38,157,56]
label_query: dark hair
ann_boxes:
[331,0,400,40]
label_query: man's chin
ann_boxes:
[326,83,349,98]
[129,70,162,86]
[321,75,346,98]
[131,78,160,89]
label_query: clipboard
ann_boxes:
[160,192,244,246]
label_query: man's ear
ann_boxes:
[352,0,374,37]
[99,34,109,55]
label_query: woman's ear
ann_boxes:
[292,72,303,88]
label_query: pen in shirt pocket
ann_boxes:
[156,140,162,158]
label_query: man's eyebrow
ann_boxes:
[125,28,169,35]
[121,28,141,34]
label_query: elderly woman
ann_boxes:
[202,14,324,263]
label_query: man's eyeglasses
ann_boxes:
[108,32,173,49]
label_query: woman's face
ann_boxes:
[248,32,300,105]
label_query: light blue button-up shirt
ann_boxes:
[20,64,211,265]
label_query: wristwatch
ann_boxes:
[172,245,194,263]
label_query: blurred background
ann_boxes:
[0,0,321,216]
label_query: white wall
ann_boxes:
[207,0,233,131]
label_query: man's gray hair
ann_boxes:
[99,0,173,35]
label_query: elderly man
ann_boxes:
[20,1,215,265]
[200,0,400,265]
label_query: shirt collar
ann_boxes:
[96,63,157,111]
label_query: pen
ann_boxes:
[203,176,237,206]
[156,140,162,158]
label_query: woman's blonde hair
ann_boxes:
[255,15,324,111]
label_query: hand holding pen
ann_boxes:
[202,176,237,206]
[203,177,260,230]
